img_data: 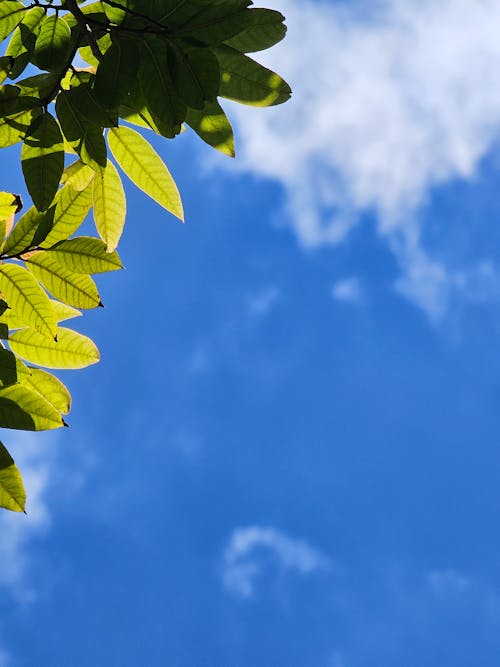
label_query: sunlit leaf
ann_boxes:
[47,237,122,274]
[92,159,126,252]
[0,263,57,339]
[0,441,26,512]
[108,126,183,220]
[9,326,100,369]
[26,251,101,310]
[0,383,65,430]
[23,367,71,415]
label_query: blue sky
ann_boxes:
[3,0,500,665]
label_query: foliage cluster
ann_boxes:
[0,0,290,512]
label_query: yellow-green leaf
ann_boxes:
[0,441,26,512]
[26,252,101,309]
[9,326,100,369]
[23,367,71,414]
[0,383,64,430]
[40,175,95,248]
[0,348,30,388]
[93,158,126,252]
[108,126,183,220]
[47,237,122,273]
[0,263,57,339]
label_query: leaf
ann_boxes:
[25,252,101,310]
[9,326,100,369]
[60,160,96,191]
[92,159,126,252]
[108,126,183,220]
[22,111,65,212]
[215,45,291,107]
[47,237,122,274]
[0,1,25,43]
[0,56,14,84]
[93,36,140,110]
[186,101,235,157]
[2,204,46,256]
[6,7,46,79]
[138,37,186,138]
[0,349,30,388]
[23,367,71,415]
[224,9,287,53]
[168,44,220,110]
[56,90,107,172]
[0,298,81,329]
[0,191,20,222]
[34,15,72,72]
[0,441,26,512]
[0,264,57,339]
[0,108,41,149]
[39,175,95,248]
[0,384,64,431]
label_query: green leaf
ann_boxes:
[56,90,107,172]
[23,367,71,415]
[224,9,287,53]
[2,204,45,256]
[0,441,26,512]
[0,108,40,149]
[93,36,140,110]
[168,44,220,110]
[47,237,122,274]
[0,1,25,43]
[0,349,30,388]
[0,384,64,431]
[22,111,65,212]
[215,45,291,107]
[0,263,57,339]
[60,160,96,191]
[39,174,95,248]
[0,191,19,222]
[92,159,126,252]
[0,56,14,84]
[34,15,72,72]
[25,251,101,310]
[186,101,235,157]
[138,37,186,138]
[108,126,183,220]
[0,298,81,329]
[5,7,46,79]
[9,326,100,369]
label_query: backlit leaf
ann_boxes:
[26,252,101,310]
[0,441,26,512]
[0,263,57,339]
[108,126,183,220]
[9,326,100,369]
[0,384,64,430]
[92,159,126,252]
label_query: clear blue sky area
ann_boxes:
[3,1,500,666]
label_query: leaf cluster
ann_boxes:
[0,0,290,512]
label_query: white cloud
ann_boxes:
[0,433,59,603]
[332,277,363,304]
[219,0,500,319]
[247,286,280,318]
[221,525,331,598]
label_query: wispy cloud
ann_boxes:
[219,0,500,320]
[247,286,280,319]
[221,525,331,598]
[332,277,363,304]
[0,433,59,603]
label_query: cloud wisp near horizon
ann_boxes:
[220,0,500,320]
